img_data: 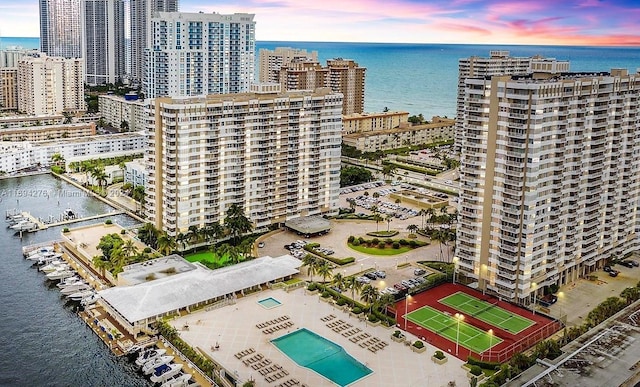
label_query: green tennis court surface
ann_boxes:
[406,306,502,353]
[439,292,534,334]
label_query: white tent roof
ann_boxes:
[99,255,301,323]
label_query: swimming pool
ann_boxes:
[271,328,372,386]
[257,297,282,309]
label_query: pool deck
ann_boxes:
[170,287,469,387]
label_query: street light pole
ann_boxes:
[532,282,537,315]
[453,257,458,284]
[488,329,494,363]
[404,295,412,331]
[455,313,464,356]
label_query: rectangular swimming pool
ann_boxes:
[271,328,372,386]
[257,297,282,309]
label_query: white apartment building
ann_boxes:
[456,69,640,305]
[456,50,570,149]
[81,0,126,85]
[144,12,255,99]
[0,133,145,173]
[124,158,147,188]
[258,47,318,83]
[129,0,178,82]
[17,54,85,116]
[145,85,343,236]
[98,94,145,131]
[0,49,40,68]
[39,0,82,59]
[342,111,409,134]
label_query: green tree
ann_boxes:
[385,214,393,232]
[407,224,419,236]
[302,255,318,283]
[138,223,159,249]
[345,276,363,307]
[316,262,333,284]
[340,166,373,187]
[156,233,177,256]
[96,233,124,261]
[360,284,380,315]
[332,272,345,291]
[121,239,138,258]
[621,287,640,305]
[224,204,253,245]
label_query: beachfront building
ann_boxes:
[39,0,82,59]
[0,132,144,173]
[342,111,409,135]
[81,0,126,85]
[258,47,318,83]
[98,94,145,132]
[0,49,40,68]
[143,12,256,98]
[456,50,570,150]
[124,159,147,188]
[98,254,301,336]
[145,84,342,236]
[278,58,366,115]
[456,69,640,305]
[17,54,85,116]
[129,0,178,82]
[343,116,455,152]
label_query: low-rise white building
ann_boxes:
[124,158,147,188]
[0,133,145,173]
[98,94,145,131]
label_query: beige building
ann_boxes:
[279,60,328,91]
[98,94,145,131]
[342,111,409,134]
[145,84,343,237]
[0,68,18,111]
[343,116,454,152]
[0,122,95,142]
[17,54,85,116]
[456,69,640,305]
[258,47,318,83]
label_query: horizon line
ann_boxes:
[3,36,640,48]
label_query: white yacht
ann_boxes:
[11,220,37,232]
[25,246,54,259]
[135,348,166,367]
[46,269,75,281]
[150,363,183,383]
[40,261,68,274]
[60,283,90,295]
[80,293,101,306]
[36,253,64,266]
[160,373,192,387]
[142,355,174,375]
[27,250,57,262]
[68,290,95,301]
[56,276,81,288]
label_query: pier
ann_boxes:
[18,210,125,231]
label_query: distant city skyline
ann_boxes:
[1,0,639,45]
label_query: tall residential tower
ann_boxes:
[456,69,640,305]
[130,0,178,82]
[258,47,318,83]
[39,0,83,58]
[144,12,255,98]
[82,0,126,85]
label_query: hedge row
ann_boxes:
[314,283,396,327]
[304,243,355,265]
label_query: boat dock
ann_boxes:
[16,211,125,231]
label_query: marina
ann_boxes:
[7,208,125,233]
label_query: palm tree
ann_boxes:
[426,208,436,228]
[385,214,393,232]
[92,255,110,278]
[91,167,108,190]
[360,284,380,315]
[332,272,345,291]
[156,233,176,255]
[121,239,138,258]
[407,224,419,236]
[132,185,145,212]
[203,222,224,243]
[345,276,363,307]
[418,209,427,230]
[378,293,395,318]
[302,255,318,283]
[431,229,450,262]
[138,223,159,249]
[347,198,356,211]
[176,233,189,251]
[187,225,201,245]
[224,204,253,245]
[373,214,383,232]
[316,263,333,284]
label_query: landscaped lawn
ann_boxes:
[348,244,412,256]
[185,251,231,265]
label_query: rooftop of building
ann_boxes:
[32,132,145,147]
[475,69,638,83]
[284,216,331,235]
[343,116,455,139]
[153,87,341,105]
[64,222,150,265]
[343,111,410,119]
[99,255,302,323]
[117,254,197,286]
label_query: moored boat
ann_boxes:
[135,348,166,367]
[46,269,75,281]
[160,373,192,387]
[142,355,174,375]
[150,363,183,384]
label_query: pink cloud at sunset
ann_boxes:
[1,0,638,46]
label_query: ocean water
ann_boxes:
[3,37,638,117]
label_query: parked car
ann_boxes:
[603,265,614,273]
[374,271,386,279]
[631,260,640,267]
[364,272,378,280]
[356,276,371,284]
[258,242,265,248]
[621,260,635,268]
[538,294,558,307]
[414,268,426,276]
[609,270,620,277]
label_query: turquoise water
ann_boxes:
[257,297,281,309]
[3,37,639,118]
[272,328,372,386]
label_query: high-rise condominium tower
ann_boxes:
[82,0,126,85]
[456,51,570,149]
[144,12,255,98]
[39,0,82,58]
[456,69,640,305]
[17,54,85,115]
[258,47,319,83]
[278,58,366,115]
[145,85,343,236]
[130,0,178,82]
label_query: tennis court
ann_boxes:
[439,292,534,334]
[406,306,502,353]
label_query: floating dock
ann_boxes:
[17,211,124,231]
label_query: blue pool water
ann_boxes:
[257,297,282,309]
[271,329,372,386]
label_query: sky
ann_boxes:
[1,0,639,46]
